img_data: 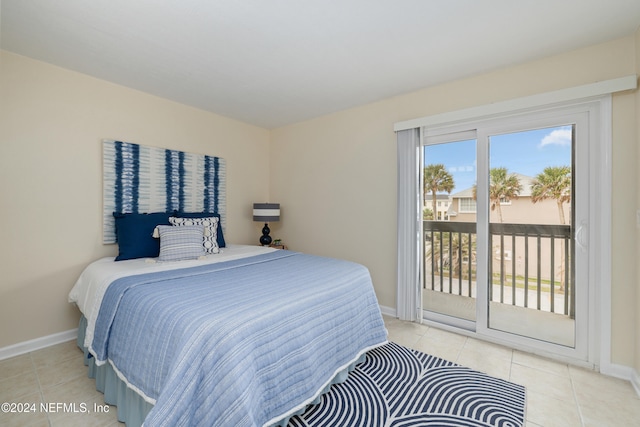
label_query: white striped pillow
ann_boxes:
[156,225,205,261]
[169,216,220,254]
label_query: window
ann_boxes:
[459,197,476,213]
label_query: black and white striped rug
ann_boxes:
[289,342,525,427]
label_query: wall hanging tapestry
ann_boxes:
[103,139,226,244]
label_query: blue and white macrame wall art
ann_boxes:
[103,139,226,244]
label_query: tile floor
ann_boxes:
[1,316,638,426]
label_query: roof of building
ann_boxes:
[450,173,535,199]
[424,194,452,201]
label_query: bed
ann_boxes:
[68,244,388,427]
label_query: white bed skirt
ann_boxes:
[77,316,366,427]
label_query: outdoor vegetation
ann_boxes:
[423,163,573,314]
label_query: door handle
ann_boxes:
[575,221,588,252]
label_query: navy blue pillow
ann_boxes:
[175,212,226,247]
[113,212,173,261]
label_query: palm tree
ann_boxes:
[423,164,454,276]
[531,166,571,290]
[489,167,522,223]
[473,167,522,223]
[486,168,521,286]
[530,166,571,225]
[423,164,454,221]
[444,233,475,279]
[426,231,475,294]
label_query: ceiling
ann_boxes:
[2,1,640,129]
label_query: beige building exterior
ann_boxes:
[424,194,452,221]
[443,174,571,287]
[447,174,570,225]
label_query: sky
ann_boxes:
[423,125,573,194]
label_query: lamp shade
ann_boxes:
[253,203,280,222]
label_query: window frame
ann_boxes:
[458,197,477,213]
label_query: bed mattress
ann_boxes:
[69,245,388,426]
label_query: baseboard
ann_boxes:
[591,361,640,398]
[0,307,397,360]
[379,304,397,318]
[0,328,77,361]
[632,368,640,398]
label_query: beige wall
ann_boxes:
[635,26,640,378]
[271,36,639,368]
[611,86,638,369]
[1,33,639,373]
[0,51,271,348]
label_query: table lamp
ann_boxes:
[253,203,280,246]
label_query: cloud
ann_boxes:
[539,127,572,148]
[448,165,475,173]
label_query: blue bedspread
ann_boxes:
[91,250,387,426]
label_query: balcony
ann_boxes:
[423,220,574,346]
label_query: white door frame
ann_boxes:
[412,94,614,369]
[472,104,593,363]
[397,77,637,370]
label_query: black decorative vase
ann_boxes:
[259,223,272,246]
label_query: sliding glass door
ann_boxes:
[421,105,591,360]
[422,136,477,326]
[485,124,576,348]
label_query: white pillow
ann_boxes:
[155,225,206,261]
[169,216,220,254]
